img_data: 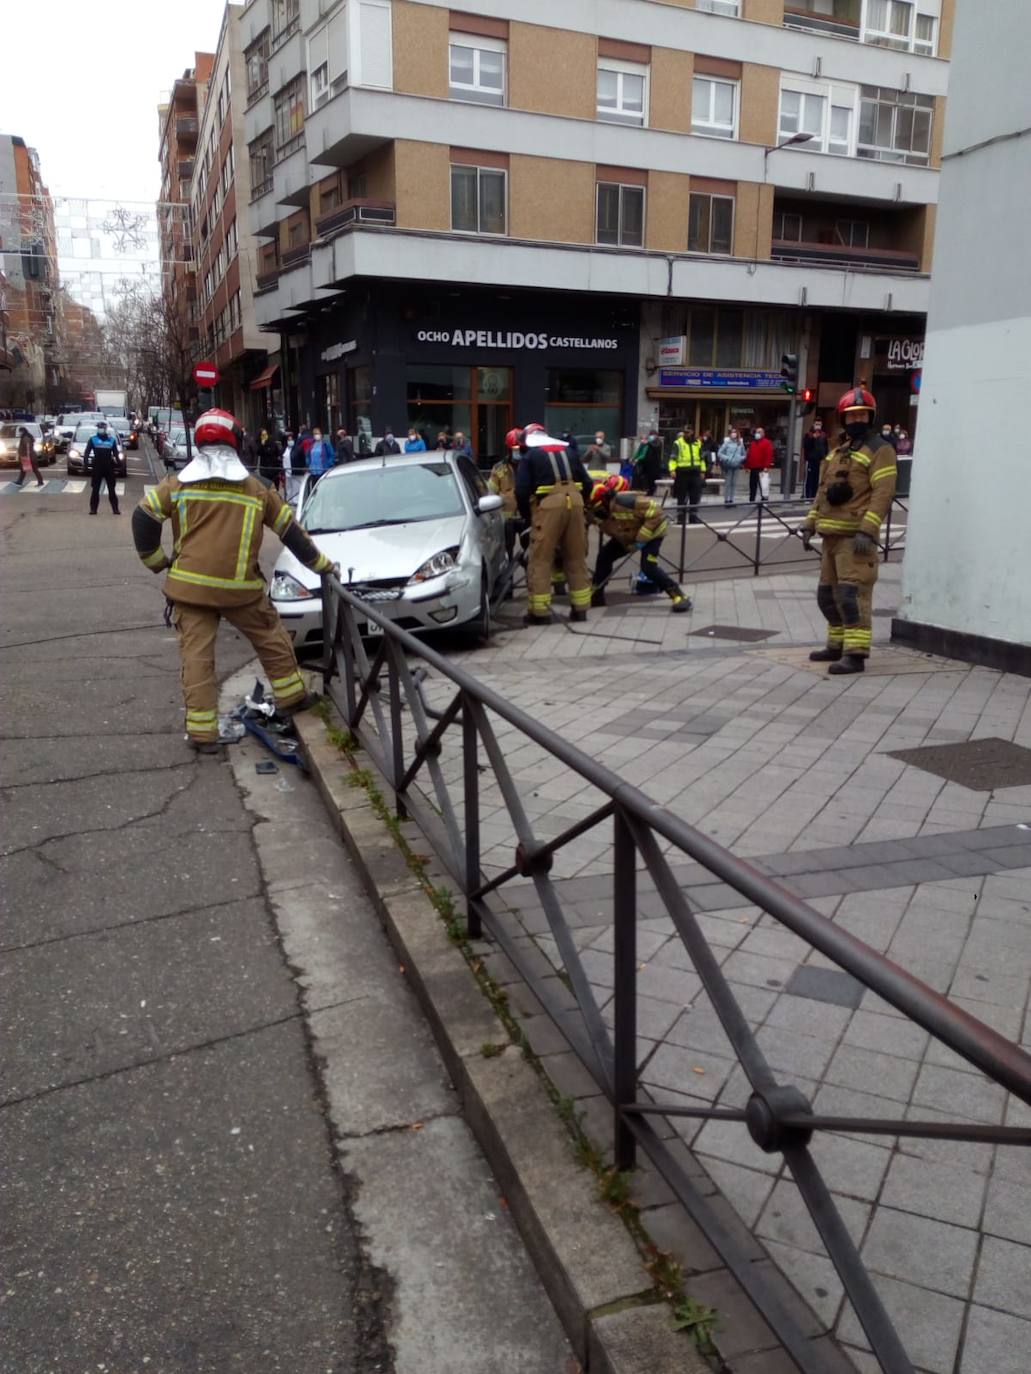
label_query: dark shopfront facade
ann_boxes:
[293,283,640,467]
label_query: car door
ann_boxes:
[455,455,504,593]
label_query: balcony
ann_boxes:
[179,158,195,181]
[315,199,395,238]
[771,196,925,274]
[176,116,198,143]
[270,13,299,54]
[255,268,280,294]
[280,243,310,272]
[305,87,390,169]
[771,239,920,272]
[784,2,860,41]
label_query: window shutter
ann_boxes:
[328,5,348,89]
[358,0,392,89]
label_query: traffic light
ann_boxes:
[780,353,799,394]
[801,386,814,408]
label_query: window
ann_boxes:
[221,153,233,196]
[449,35,506,106]
[858,86,933,164]
[835,218,869,247]
[596,183,645,248]
[274,77,305,154]
[287,216,308,248]
[217,72,230,126]
[246,30,270,100]
[308,10,348,110]
[249,129,274,196]
[225,217,238,259]
[695,0,739,12]
[545,369,623,446]
[347,172,367,199]
[688,193,734,255]
[773,211,803,241]
[272,0,300,41]
[597,60,648,127]
[215,244,226,280]
[320,179,343,214]
[450,165,507,235]
[210,180,221,217]
[862,0,936,54]
[229,290,242,331]
[779,80,856,155]
[691,77,737,139]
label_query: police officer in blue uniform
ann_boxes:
[84,419,121,515]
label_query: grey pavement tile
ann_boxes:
[665,1004,735,1059]
[764,993,853,1041]
[836,1273,967,1374]
[983,844,1031,870]
[684,1260,828,1359]
[806,1131,892,1203]
[757,1178,870,1256]
[957,826,1027,851]
[983,1175,1031,1246]
[783,965,866,1010]
[842,1009,930,1062]
[862,1207,979,1299]
[721,979,781,1023]
[913,1063,1007,1125]
[635,961,703,1007]
[900,1104,997,1176]
[641,1041,735,1103]
[825,1043,920,1105]
[960,1305,1031,1374]
[880,1152,987,1229]
[636,1201,723,1275]
[538,1050,601,1101]
[972,1235,1031,1318]
[692,1112,783,1175]
[739,925,814,964]
[756,1023,838,1080]
[812,1083,904,1149]
[700,1157,778,1228]
[602,992,684,1043]
[722,947,799,992]
[761,1238,845,1332]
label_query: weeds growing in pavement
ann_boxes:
[672,1296,721,1352]
[480,1042,505,1058]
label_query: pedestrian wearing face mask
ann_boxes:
[879,422,899,452]
[632,430,663,495]
[307,427,336,479]
[802,419,829,500]
[745,426,774,502]
[717,428,746,505]
[800,386,897,674]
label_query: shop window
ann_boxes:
[545,369,623,447]
[246,30,270,101]
[450,165,506,236]
[274,76,305,157]
[348,366,373,450]
[406,365,511,463]
[858,86,933,164]
[597,61,648,127]
[596,183,645,248]
[449,35,506,106]
[688,193,734,255]
[773,211,803,241]
[862,0,936,55]
[691,76,738,139]
[779,79,856,155]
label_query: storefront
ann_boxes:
[865,330,923,443]
[298,284,639,466]
[648,363,793,459]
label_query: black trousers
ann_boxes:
[90,466,120,513]
[748,469,769,502]
[594,536,678,596]
[672,467,705,522]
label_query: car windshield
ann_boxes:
[302,462,465,533]
[74,425,97,440]
[1,423,41,439]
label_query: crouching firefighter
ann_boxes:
[131,407,336,753]
[800,385,897,674]
[587,475,692,613]
[513,423,593,625]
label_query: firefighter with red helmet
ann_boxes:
[131,407,335,752]
[513,423,592,624]
[587,475,692,613]
[799,386,897,674]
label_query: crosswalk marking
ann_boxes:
[65,480,87,493]
[0,478,125,497]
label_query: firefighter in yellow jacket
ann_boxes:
[800,386,897,675]
[587,476,692,613]
[132,407,334,752]
[513,423,592,625]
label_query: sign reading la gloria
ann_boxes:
[414,328,620,350]
[883,337,925,370]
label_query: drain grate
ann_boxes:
[689,624,779,643]
[887,737,1031,791]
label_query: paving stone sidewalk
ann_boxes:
[399,561,1031,1374]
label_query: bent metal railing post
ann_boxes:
[319,573,1031,1374]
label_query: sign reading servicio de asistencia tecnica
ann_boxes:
[414,329,619,350]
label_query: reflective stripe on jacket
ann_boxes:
[590,492,668,546]
[669,437,704,472]
[487,459,518,518]
[807,435,897,537]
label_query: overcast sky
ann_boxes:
[2,0,225,202]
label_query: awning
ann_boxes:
[249,363,279,391]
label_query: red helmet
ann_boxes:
[836,386,877,417]
[505,426,524,450]
[194,407,244,450]
[589,474,629,505]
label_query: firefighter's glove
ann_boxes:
[800,524,816,552]
[634,540,647,551]
[852,531,877,558]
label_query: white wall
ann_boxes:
[898,0,1031,649]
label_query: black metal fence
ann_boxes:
[319,575,1031,1374]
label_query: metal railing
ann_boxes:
[319,575,1031,1374]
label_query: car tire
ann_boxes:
[463,572,493,645]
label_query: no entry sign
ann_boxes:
[193,361,220,387]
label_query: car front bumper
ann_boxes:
[273,568,481,649]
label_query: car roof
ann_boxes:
[318,452,460,482]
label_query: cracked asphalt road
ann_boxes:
[0,473,394,1371]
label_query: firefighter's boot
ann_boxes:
[669,590,692,614]
[827,654,865,675]
[809,647,843,662]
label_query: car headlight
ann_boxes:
[407,547,460,584]
[0,440,6,455]
[271,571,316,601]
[34,440,42,453]
[70,447,81,458]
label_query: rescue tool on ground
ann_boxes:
[799,385,897,675]
[131,406,338,753]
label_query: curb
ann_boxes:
[296,712,711,1374]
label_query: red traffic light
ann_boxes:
[801,387,814,404]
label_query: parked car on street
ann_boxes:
[157,427,195,469]
[66,423,127,477]
[271,453,507,654]
[0,422,53,467]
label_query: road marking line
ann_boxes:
[64,480,87,493]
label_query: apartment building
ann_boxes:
[0,135,62,410]
[158,54,215,361]
[241,0,951,459]
[189,4,272,426]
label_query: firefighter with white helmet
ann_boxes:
[131,407,335,752]
[513,423,593,624]
[799,385,898,674]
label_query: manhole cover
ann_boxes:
[887,737,1031,791]
[689,624,778,643]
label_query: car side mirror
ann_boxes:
[477,494,503,514]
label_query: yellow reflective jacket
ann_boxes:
[669,437,704,472]
[807,436,897,538]
[589,492,668,546]
[135,475,330,607]
[487,459,518,518]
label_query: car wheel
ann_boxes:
[463,572,493,645]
